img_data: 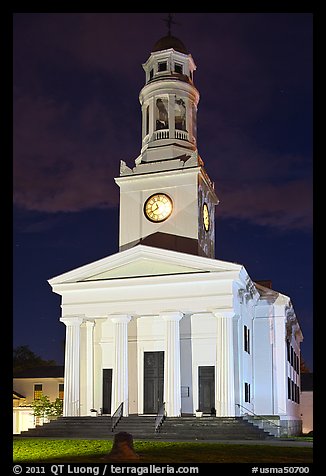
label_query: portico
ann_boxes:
[50,245,246,418]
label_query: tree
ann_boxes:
[32,395,63,421]
[13,345,57,373]
[300,356,311,374]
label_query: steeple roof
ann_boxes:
[152,34,188,54]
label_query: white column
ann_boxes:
[214,310,236,416]
[110,314,131,416]
[60,316,84,417]
[168,94,174,139]
[161,311,183,417]
[149,97,154,139]
[85,320,95,415]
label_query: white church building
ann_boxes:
[48,33,303,435]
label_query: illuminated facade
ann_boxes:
[49,34,303,435]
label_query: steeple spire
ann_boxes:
[163,13,177,36]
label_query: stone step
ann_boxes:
[18,415,274,440]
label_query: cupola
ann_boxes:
[138,33,199,163]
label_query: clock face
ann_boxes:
[203,203,210,232]
[144,193,173,223]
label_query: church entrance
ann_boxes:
[102,368,112,415]
[198,366,215,413]
[143,351,164,414]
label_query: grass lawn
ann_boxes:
[13,439,313,464]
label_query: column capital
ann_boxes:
[84,319,95,327]
[60,315,84,326]
[160,311,183,322]
[109,314,132,324]
[211,308,236,319]
[191,312,215,319]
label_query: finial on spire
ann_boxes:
[163,13,177,36]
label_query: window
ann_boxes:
[34,384,43,400]
[244,325,250,354]
[247,327,250,354]
[149,68,154,80]
[291,380,295,402]
[288,341,300,373]
[175,97,186,131]
[175,63,183,74]
[244,383,251,403]
[288,378,300,403]
[286,340,290,362]
[156,98,169,130]
[59,383,64,400]
[158,61,167,72]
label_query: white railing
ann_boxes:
[175,130,188,141]
[153,129,189,141]
[154,129,169,140]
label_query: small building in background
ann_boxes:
[300,372,313,434]
[13,365,64,434]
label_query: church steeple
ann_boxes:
[138,29,199,164]
[115,28,219,258]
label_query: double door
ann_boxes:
[143,351,164,414]
[198,366,215,413]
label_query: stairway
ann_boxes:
[18,416,156,439]
[157,416,274,440]
[18,415,273,440]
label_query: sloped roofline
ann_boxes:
[48,244,243,285]
[13,391,26,399]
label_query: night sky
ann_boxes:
[13,13,313,370]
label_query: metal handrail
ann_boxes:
[155,402,166,433]
[236,403,283,429]
[111,402,124,432]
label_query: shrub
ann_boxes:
[31,395,63,419]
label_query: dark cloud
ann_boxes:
[12,13,313,370]
[13,91,120,212]
[218,179,312,230]
[13,13,312,231]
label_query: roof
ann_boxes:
[152,35,188,54]
[254,282,279,302]
[48,244,243,285]
[255,280,273,289]
[13,391,25,399]
[301,372,313,391]
[14,365,64,379]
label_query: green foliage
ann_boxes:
[13,439,313,464]
[51,397,63,416]
[13,345,57,373]
[31,395,63,418]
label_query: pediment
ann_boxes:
[83,258,206,281]
[48,245,242,285]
